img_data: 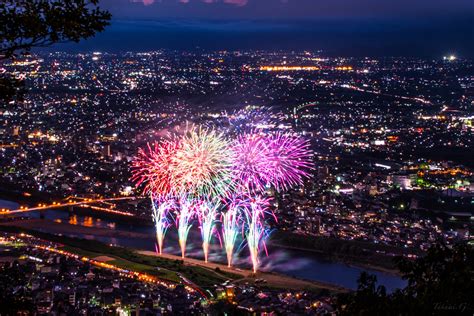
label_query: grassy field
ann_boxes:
[61,244,182,282]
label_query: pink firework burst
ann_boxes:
[265,133,313,191]
[231,133,273,193]
[130,140,181,196]
[232,132,313,193]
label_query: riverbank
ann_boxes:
[0,222,347,293]
[139,250,348,293]
[270,231,419,273]
[0,209,406,291]
[0,185,55,206]
[1,194,408,275]
[0,219,150,239]
[270,242,400,275]
[1,211,405,275]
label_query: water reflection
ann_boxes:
[69,215,78,225]
[83,216,93,227]
[21,209,120,231]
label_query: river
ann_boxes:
[0,199,19,210]
[0,199,406,291]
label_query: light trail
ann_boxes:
[9,234,209,300]
[35,244,177,289]
[339,84,432,105]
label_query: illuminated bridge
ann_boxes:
[0,196,138,216]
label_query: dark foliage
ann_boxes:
[0,0,111,102]
[0,261,35,314]
[336,243,474,315]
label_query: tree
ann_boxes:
[337,272,390,316]
[336,243,474,315]
[394,242,474,314]
[0,0,111,102]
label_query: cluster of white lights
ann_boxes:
[443,55,456,61]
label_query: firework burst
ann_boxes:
[265,133,313,191]
[132,123,313,272]
[171,126,234,199]
[231,133,272,193]
[232,132,313,193]
[131,141,180,196]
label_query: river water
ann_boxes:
[0,199,406,291]
[0,199,19,210]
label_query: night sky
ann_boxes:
[54,0,474,57]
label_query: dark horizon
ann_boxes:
[41,15,474,58]
[39,0,474,57]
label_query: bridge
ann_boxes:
[293,101,318,127]
[0,196,138,216]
